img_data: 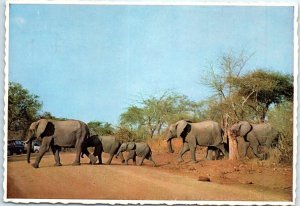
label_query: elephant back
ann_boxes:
[100,135,120,153]
[252,123,279,145]
[192,120,223,145]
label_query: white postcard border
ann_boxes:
[3,1,298,205]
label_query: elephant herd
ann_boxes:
[166,120,279,163]
[24,118,279,169]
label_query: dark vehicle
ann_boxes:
[8,140,25,156]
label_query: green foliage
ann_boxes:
[200,52,294,164]
[201,52,294,124]
[120,92,202,139]
[87,121,114,136]
[8,82,42,132]
[200,51,255,124]
[114,126,145,142]
[230,69,293,121]
[268,101,293,164]
[39,112,67,120]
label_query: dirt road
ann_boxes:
[7,152,292,201]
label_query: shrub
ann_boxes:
[268,101,293,164]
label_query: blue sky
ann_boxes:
[9,5,294,125]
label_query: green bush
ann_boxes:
[114,127,147,143]
[268,101,293,164]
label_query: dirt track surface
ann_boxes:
[7,144,292,202]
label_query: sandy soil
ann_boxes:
[6,139,293,202]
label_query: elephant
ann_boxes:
[230,121,279,160]
[81,135,125,165]
[25,119,97,168]
[116,142,156,166]
[166,120,228,163]
[206,145,228,160]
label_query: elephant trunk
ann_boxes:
[116,147,123,157]
[26,140,32,163]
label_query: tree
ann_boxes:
[200,51,253,124]
[39,111,68,121]
[200,52,293,123]
[8,82,42,133]
[230,70,293,121]
[87,121,114,136]
[120,92,200,139]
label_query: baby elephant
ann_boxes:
[116,142,156,166]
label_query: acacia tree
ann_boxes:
[200,51,253,124]
[120,92,199,139]
[229,70,293,122]
[8,82,42,133]
[201,52,293,124]
[87,121,115,136]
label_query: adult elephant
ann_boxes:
[81,135,125,165]
[166,120,228,163]
[230,121,279,160]
[25,119,97,168]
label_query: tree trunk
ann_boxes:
[227,128,239,160]
[221,115,229,144]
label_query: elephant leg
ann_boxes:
[51,145,62,166]
[32,136,52,168]
[98,153,102,164]
[178,142,190,162]
[138,154,146,166]
[215,144,228,158]
[106,147,118,165]
[94,145,102,165]
[237,140,250,158]
[73,137,85,166]
[147,156,157,167]
[117,152,125,164]
[189,145,197,163]
[105,154,114,165]
[214,149,221,160]
[125,153,131,165]
[133,153,137,165]
[81,143,90,159]
[98,149,103,165]
[206,147,214,160]
[126,150,136,165]
[243,142,250,157]
[250,142,264,160]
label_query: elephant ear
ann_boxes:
[36,119,49,138]
[127,142,136,150]
[238,121,252,137]
[176,120,192,140]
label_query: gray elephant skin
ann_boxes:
[81,135,124,165]
[230,121,279,159]
[167,120,228,163]
[25,119,97,168]
[116,142,156,166]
